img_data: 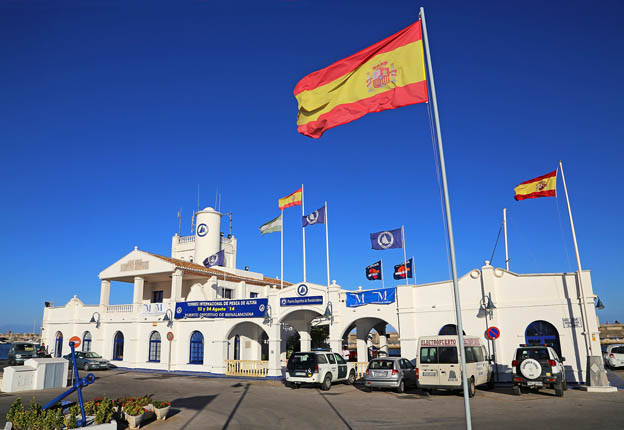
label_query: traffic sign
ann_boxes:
[486,326,500,340]
[167,332,174,342]
[69,336,81,347]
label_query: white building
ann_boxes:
[41,207,604,383]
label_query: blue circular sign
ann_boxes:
[297,283,309,296]
[197,224,208,237]
[486,326,500,340]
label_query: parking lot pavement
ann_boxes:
[1,370,623,429]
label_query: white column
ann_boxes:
[267,322,282,377]
[171,269,183,302]
[378,332,388,354]
[299,330,312,352]
[99,280,111,306]
[356,323,369,362]
[133,276,144,304]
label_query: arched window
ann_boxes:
[82,331,92,352]
[234,335,241,360]
[113,331,124,361]
[55,332,63,357]
[439,324,465,336]
[148,331,161,362]
[189,331,204,364]
[525,320,561,357]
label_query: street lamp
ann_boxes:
[263,305,273,326]
[324,301,333,325]
[89,312,100,329]
[162,309,174,327]
[595,296,605,310]
[480,293,496,320]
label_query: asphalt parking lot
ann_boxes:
[1,367,623,429]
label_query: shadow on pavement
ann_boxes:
[222,383,250,430]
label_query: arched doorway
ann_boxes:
[82,331,92,352]
[225,322,269,376]
[148,331,161,362]
[280,309,324,361]
[54,332,63,357]
[113,331,124,361]
[342,317,397,363]
[189,331,204,364]
[439,324,466,336]
[525,320,561,356]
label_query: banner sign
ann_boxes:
[175,298,267,319]
[140,303,165,315]
[280,296,323,307]
[346,288,395,308]
[562,317,581,328]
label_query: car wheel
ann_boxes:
[396,379,405,394]
[320,373,332,391]
[512,385,521,396]
[83,363,90,372]
[8,359,15,366]
[467,377,476,398]
[562,378,568,391]
[555,383,564,397]
[346,370,356,385]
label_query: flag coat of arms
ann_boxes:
[366,260,382,280]
[203,249,225,268]
[278,187,303,210]
[514,170,557,201]
[260,214,282,235]
[302,205,326,227]
[294,21,428,138]
[394,258,413,279]
[370,228,403,250]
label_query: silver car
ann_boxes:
[363,357,417,393]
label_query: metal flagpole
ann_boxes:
[420,7,472,428]
[503,208,509,271]
[281,210,284,290]
[401,225,408,286]
[412,256,416,284]
[302,184,307,282]
[558,161,592,357]
[380,258,385,289]
[325,201,331,287]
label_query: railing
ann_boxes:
[178,235,196,244]
[104,304,137,313]
[354,361,368,379]
[225,360,269,377]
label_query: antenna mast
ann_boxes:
[177,209,182,236]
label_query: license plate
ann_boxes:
[295,371,306,376]
[527,381,543,387]
[423,371,437,377]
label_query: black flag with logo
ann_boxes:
[393,258,413,279]
[365,260,382,281]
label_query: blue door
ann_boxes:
[55,333,63,357]
[525,320,561,357]
[113,332,124,361]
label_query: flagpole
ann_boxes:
[420,7,472,428]
[503,208,510,271]
[401,225,408,286]
[281,210,284,290]
[380,258,385,289]
[301,184,307,282]
[412,255,416,284]
[558,160,592,357]
[325,201,331,288]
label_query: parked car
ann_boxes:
[416,335,494,397]
[63,351,110,371]
[363,357,417,393]
[511,345,567,397]
[8,342,38,365]
[603,344,624,369]
[285,350,356,391]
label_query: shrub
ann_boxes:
[83,400,96,416]
[94,396,114,425]
[123,402,145,417]
[152,401,171,409]
[135,395,153,407]
[5,398,25,428]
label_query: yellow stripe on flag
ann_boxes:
[278,188,302,210]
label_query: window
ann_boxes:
[334,354,346,364]
[327,353,336,364]
[438,347,458,364]
[612,347,624,354]
[464,347,476,363]
[317,354,328,364]
[369,359,394,369]
[190,331,204,364]
[113,332,124,361]
[439,324,466,336]
[401,359,414,369]
[516,348,549,361]
[82,331,92,352]
[420,347,438,364]
[152,290,164,303]
[525,320,561,357]
[250,292,258,298]
[55,332,63,358]
[473,346,484,362]
[149,331,161,362]
[219,288,233,299]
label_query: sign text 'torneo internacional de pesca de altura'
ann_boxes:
[175,299,267,319]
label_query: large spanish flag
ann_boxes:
[278,187,302,210]
[514,170,558,201]
[294,21,428,138]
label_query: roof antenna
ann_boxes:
[177,208,182,236]
[218,192,222,212]
[215,188,218,209]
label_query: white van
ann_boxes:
[416,335,494,397]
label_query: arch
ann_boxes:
[439,324,465,336]
[82,331,92,352]
[148,331,161,362]
[525,320,561,356]
[340,317,397,362]
[54,331,63,357]
[189,331,204,364]
[113,331,124,361]
[226,321,268,361]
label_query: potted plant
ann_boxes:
[123,402,145,429]
[152,401,171,420]
[136,395,154,420]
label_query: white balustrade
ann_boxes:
[225,360,269,377]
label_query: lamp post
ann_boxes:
[89,312,100,329]
[162,309,173,328]
[263,305,273,326]
[480,293,496,320]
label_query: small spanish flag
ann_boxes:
[278,187,302,210]
[514,170,557,201]
[294,21,428,138]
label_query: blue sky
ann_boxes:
[1,0,623,332]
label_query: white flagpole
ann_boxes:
[559,160,592,357]
[503,208,510,271]
[420,7,472,428]
[401,225,408,286]
[325,201,331,287]
[412,255,416,284]
[281,210,284,290]
[380,258,385,289]
[301,184,307,282]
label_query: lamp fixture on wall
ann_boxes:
[89,312,100,329]
[480,293,496,320]
[263,304,273,326]
[162,309,174,327]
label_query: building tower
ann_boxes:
[193,207,222,265]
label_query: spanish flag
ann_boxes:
[294,21,428,139]
[514,170,557,201]
[278,187,302,210]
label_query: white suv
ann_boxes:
[285,350,357,391]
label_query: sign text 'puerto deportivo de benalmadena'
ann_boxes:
[175,299,267,319]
